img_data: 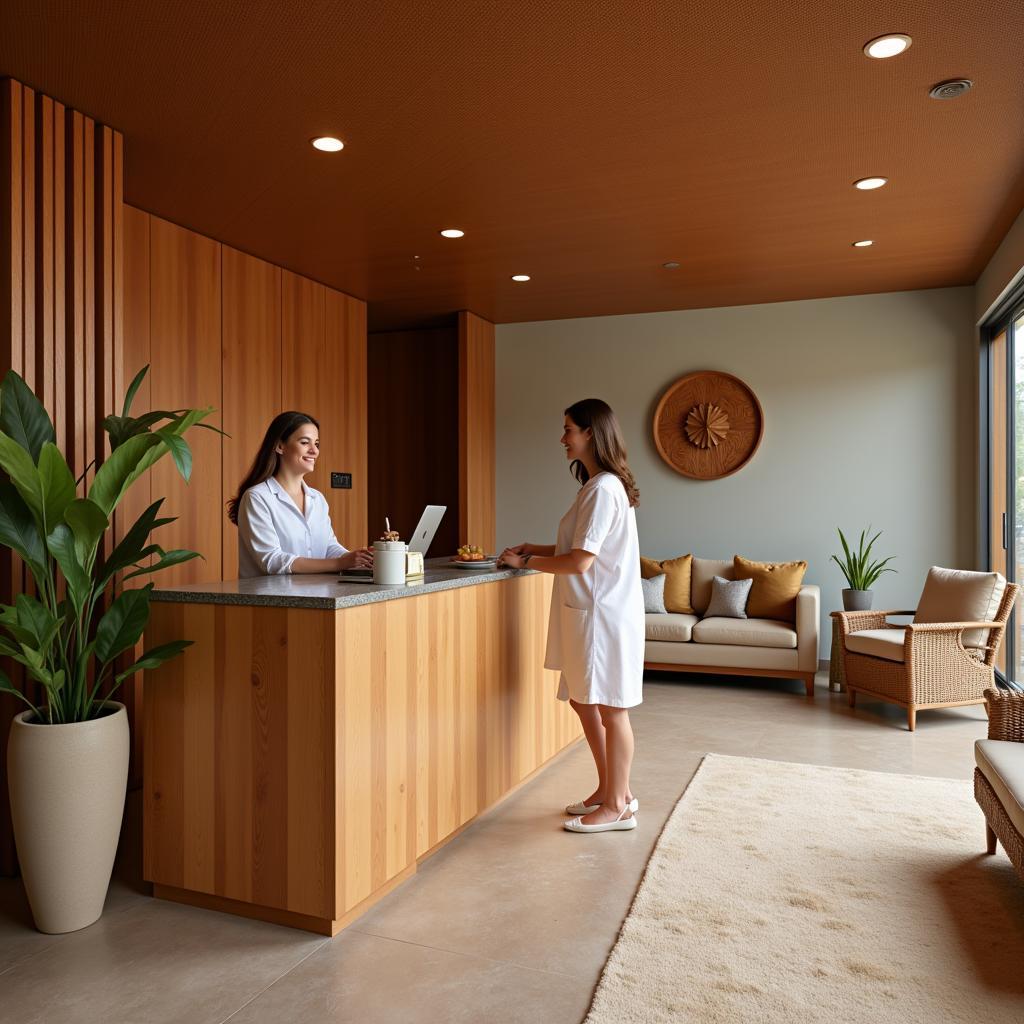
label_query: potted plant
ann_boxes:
[831,526,896,611]
[0,366,215,934]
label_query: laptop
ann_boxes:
[339,505,447,582]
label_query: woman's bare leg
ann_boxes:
[580,706,634,825]
[570,699,607,807]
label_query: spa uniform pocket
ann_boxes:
[555,604,594,703]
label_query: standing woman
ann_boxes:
[227,411,373,578]
[500,398,643,833]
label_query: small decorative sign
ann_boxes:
[653,371,764,480]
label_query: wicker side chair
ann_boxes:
[975,687,1024,881]
[835,583,1019,731]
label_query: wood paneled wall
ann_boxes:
[458,311,496,552]
[121,214,370,579]
[0,78,124,874]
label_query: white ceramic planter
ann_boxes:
[7,702,129,934]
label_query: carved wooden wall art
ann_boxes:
[653,371,764,480]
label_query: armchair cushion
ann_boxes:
[846,628,906,662]
[975,739,1024,838]
[914,567,1006,647]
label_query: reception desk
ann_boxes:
[143,564,582,934]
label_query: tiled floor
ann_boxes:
[0,672,996,1023]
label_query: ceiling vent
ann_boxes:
[929,78,973,100]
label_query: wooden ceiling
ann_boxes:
[3,1,1023,330]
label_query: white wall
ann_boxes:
[976,204,1024,323]
[496,287,976,643]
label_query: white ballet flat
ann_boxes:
[563,806,638,833]
[565,797,639,816]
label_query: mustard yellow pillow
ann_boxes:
[640,554,693,614]
[732,555,807,622]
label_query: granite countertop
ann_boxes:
[151,559,535,610]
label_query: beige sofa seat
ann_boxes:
[975,738,1024,838]
[645,613,700,642]
[645,639,800,671]
[846,628,906,662]
[692,617,797,649]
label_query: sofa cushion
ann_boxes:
[846,628,906,662]
[641,574,667,614]
[645,638,800,670]
[733,555,808,622]
[691,558,735,614]
[645,613,699,642]
[705,576,751,619]
[915,567,1007,647]
[641,554,693,613]
[975,738,1024,839]
[692,616,798,649]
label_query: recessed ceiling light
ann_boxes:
[662,261,681,269]
[439,228,464,238]
[863,34,912,59]
[852,239,874,247]
[854,177,888,190]
[311,136,344,152]
[511,274,530,282]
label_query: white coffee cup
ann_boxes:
[374,540,408,585]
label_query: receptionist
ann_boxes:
[227,411,373,578]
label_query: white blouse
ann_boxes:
[236,477,347,578]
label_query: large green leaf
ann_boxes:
[0,430,44,527]
[95,584,153,664]
[156,428,192,482]
[0,372,55,462]
[0,481,46,580]
[0,667,41,716]
[123,548,201,580]
[14,594,60,654]
[97,498,174,590]
[115,639,193,683]
[87,432,163,516]
[122,364,149,418]
[38,442,77,535]
[46,524,92,619]
[64,498,109,572]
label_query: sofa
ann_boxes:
[976,687,1024,881]
[642,556,820,697]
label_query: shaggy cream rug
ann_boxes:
[586,754,1024,1024]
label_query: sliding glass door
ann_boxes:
[985,305,1024,683]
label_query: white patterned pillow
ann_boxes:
[641,574,667,614]
[704,576,752,619]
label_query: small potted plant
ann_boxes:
[0,366,214,934]
[831,526,896,611]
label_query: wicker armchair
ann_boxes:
[975,687,1024,880]
[835,583,1019,730]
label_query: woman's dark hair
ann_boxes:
[564,398,639,507]
[226,411,320,525]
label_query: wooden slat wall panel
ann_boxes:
[221,246,281,580]
[0,78,124,874]
[148,215,222,584]
[144,573,579,930]
[457,311,496,551]
[120,204,151,788]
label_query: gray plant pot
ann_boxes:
[842,589,873,612]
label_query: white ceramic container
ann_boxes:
[7,702,129,933]
[374,540,409,585]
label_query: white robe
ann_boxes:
[543,473,644,708]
